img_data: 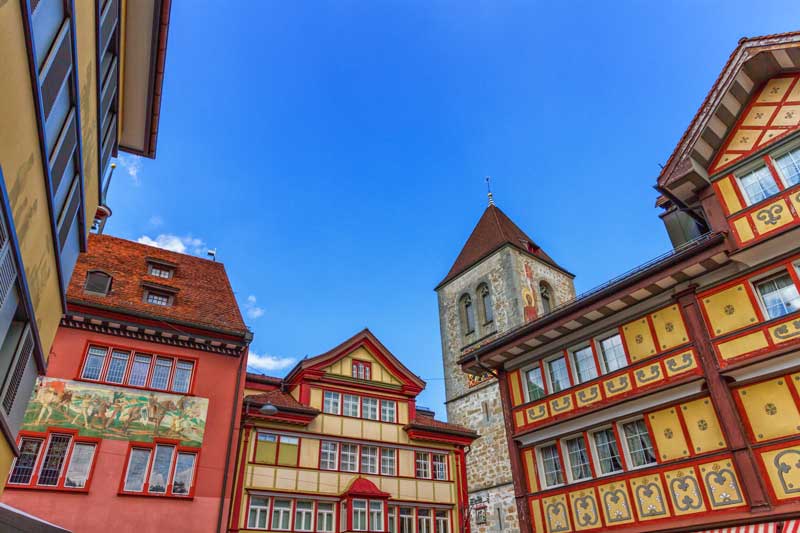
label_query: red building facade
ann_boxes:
[0,234,252,532]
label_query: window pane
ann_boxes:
[82,346,107,380]
[323,391,340,414]
[353,500,367,531]
[343,394,360,417]
[776,147,800,188]
[123,448,151,491]
[436,511,449,533]
[32,0,65,70]
[547,356,570,393]
[757,274,800,320]
[565,437,591,481]
[600,335,627,373]
[739,166,779,205]
[381,448,396,476]
[417,509,432,533]
[415,452,430,478]
[317,503,334,532]
[45,82,71,155]
[433,454,447,480]
[172,360,194,393]
[255,433,278,464]
[540,444,564,486]
[362,398,378,420]
[593,429,623,474]
[526,367,546,401]
[146,292,170,306]
[320,442,338,470]
[128,354,152,386]
[171,452,196,495]
[248,496,269,529]
[272,500,291,530]
[148,444,175,493]
[399,508,414,533]
[277,436,299,466]
[360,446,377,474]
[623,419,657,468]
[9,438,42,484]
[63,442,95,488]
[572,346,597,383]
[341,444,358,472]
[37,434,71,486]
[295,501,313,531]
[381,400,396,422]
[369,501,384,531]
[106,350,129,384]
[149,357,173,390]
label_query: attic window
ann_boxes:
[145,290,172,307]
[352,361,371,381]
[148,264,173,279]
[84,271,111,296]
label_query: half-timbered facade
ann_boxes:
[230,329,477,533]
[450,32,800,533]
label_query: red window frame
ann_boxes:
[6,428,100,493]
[388,506,452,533]
[251,431,301,467]
[351,360,372,380]
[414,451,450,481]
[319,386,405,425]
[76,341,198,395]
[244,495,340,532]
[118,439,200,498]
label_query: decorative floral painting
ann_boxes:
[21,377,209,447]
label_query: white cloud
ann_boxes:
[149,215,163,227]
[244,294,265,319]
[137,234,207,255]
[247,350,295,372]
[117,155,143,186]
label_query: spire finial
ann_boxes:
[486,176,494,206]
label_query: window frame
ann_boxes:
[118,439,199,498]
[477,283,493,325]
[252,432,300,467]
[535,441,565,489]
[560,433,593,483]
[596,332,629,375]
[459,293,476,335]
[352,360,372,381]
[431,453,449,481]
[362,397,379,421]
[752,270,800,321]
[144,289,174,307]
[415,451,431,479]
[618,416,658,470]
[735,162,781,206]
[6,429,100,492]
[380,399,396,423]
[147,262,174,280]
[380,448,396,476]
[320,441,339,471]
[323,391,341,415]
[522,362,547,402]
[247,494,271,530]
[588,426,625,476]
[83,270,112,295]
[568,343,598,385]
[772,143,800,189]
[544,353,572,394]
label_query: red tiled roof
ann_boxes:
[246,373,283,386]
[244,390,319,415]
[407,414,478,438]
[437,205,570,288]
[342,477,391,498]
[67,234,248,336]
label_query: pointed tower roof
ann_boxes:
[437,205,571,289]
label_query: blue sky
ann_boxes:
[106,1,796,416]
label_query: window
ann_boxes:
[380,400,396,423]
[353,500,368,531]
[278,436,299,466]
[546,355,570,393]
[432,453,447,480]
[756,273,800,320]
[8,434,97,490]
[460,294,475,334]
[317,503,335,532]
[295,501,314,532]
[172,360,194,393]
[323,391,341,415]
[571,346,597,384]
[775,146,800,188]
[417,509,432,533]
[145,290,172,306]
[592,428,623,474]
[149,357,173,390]
[621,419,657,468]
[341,444,358,472]
[563,437,591,481]
[352,361,372,380]
[128,354,152,387]
[361,446,378,474]
[343,394,361,417]
[148,264,173,279]
[381,448,396,476]
[362,397,378,420]
[399,508,414,533]
[105,350,129,384]
[436,511,450,533]
[255,433,298,466]
[478,284,493,324]
[539,444,564,487]
[369,501,384,531]
[540,282,553,314]
[248,496,270,530]
[320,442,338,470]
[121,443,197,496]
[598,334,627,373]
[415,452,430,478]
[84,271,111,295]
[525,366,546,401]
[81,346,107,380]
[272,500,292,530]
[388,507,396,533]
[738,166,779,205]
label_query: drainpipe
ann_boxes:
[216,345,247,533]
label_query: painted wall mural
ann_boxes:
[22,377,209,447]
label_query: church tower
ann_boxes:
[436,201,575,533]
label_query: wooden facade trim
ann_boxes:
[497,369,532,530]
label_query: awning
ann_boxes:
[783,520,800,533]
[693,524,777,533]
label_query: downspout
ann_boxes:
[216,345,248,533]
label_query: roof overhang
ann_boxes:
[405,425,478,446]
[118,0,172,158]
[658,32,800,203]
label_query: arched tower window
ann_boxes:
[477,284,493,325]
[459,294,476,335]
[539,281,553,314]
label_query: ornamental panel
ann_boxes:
[768,315,800,345]
[701,284,759,337]
[663,350,698,377]
[664,466,706,516]
[603,372,632,398]
[568,488,602,531]
[736,377,800,442]
[648,406,691,461]
[575,384,602,408]
[649,305,689,351]
[526,402,550,425]
[621,318,657,362]
[629,473,669,521]
[542,493,573,533]
[752,198,794,236]
[698,459,746,509]
[759,442,800,501]
[549,394,574,416]
[634,363,663,388]
[597,481,634,526]
[680,397,727,455]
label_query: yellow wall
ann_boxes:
[75,0,100,229]
[325,346,402,386]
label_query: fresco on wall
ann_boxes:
[21,377,208,447]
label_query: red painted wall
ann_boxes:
[2,326,245,533]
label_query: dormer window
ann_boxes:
[145,290,172,307]
[146,258,176,279]
[352,360,371,380]
[84,271,112,296]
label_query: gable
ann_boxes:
[710,73,800,173]
[323,345,402,386]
